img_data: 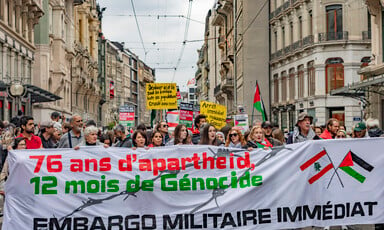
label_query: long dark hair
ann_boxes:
[150,131,164,147]
[174,124,189,145]
[199,123,219,145]
[132,130,148,147]
[13,137,25,150]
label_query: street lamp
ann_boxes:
[8,82,25,114]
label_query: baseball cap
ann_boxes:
[297,112,313,123]
[261,121,273,129]
[354,122,366,132]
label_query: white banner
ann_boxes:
[3,138,384,229]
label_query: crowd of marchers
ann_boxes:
[0,110,382,229]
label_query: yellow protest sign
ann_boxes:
[200,101,227,129]
[146,83,178,109]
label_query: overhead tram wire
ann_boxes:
[104,14,204,24]
[171,0,193,82]
[130,0,148,61]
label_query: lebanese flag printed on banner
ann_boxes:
[166,111,179,128]
[300,150,334,184]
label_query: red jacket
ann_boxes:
[319,129,333,139]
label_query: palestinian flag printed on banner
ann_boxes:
[300,150,334,184]
[338,151,374,183]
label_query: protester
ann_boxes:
[314,126,323,137]
[114,124,132,147]
[132,130,148,148]
[17,116,42,149]
[136,123,147,133]
[58,115,84,148]
[85,120,97,127]
[353,122,368,138]
[62,122,71,134]
[287,112,318,144]
[0,137,27,184]
[336,130,347,139]
[39,121,56,148]
[216,131,225,143]
[247,126,273,149]
[51,112,62,130]
[156,121,170,145]
[52,128,62,146]
[100,133,113,146]
[366,118,383,137]
[75,126,101,148]
[319,118,339,139]
[192,114,206,144]
[199,123,221,146]
[168,124,191,145]
[272,128,285,144]
[225,128,246,148]
[148,131,164,147]
[220,125,232,141]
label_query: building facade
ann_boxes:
[138,60,155,125]
[34,0,78,122]
[270,0,371,130]
[197,0,270,121]
[72,0,100,122]
[0,0,54,122]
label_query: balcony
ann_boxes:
[290,0,300,7]
[292,40,302,51]
[362,31,371,40]
[214,84,222,96]
[222,78,234,93]
[283,1,290,11]
[274,5,283,17]
[318,31,348,42]
[302,35,314,47]
[283,45,292,54]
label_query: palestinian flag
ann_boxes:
[300,150,334,184]
[253,81,268,121]
[339,151,374,183]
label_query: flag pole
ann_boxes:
[251,81,257,126]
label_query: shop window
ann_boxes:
[326,58,344,93]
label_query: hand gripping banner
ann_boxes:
[3,138,384,229]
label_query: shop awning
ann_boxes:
[0,83,62,103]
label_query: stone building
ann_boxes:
[350,0,384,128]
[34,0,79,122]
[0,0,57,121]
[197,0,270,121]
[270,0,371,130]
[71,0,100,122]
[138,60,155,125]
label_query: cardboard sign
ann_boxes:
[146,83,177,109]
[200,101,227,129]
[119,105,135,127]
[179,102,194,130]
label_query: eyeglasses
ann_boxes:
[75,120,83,123]
[337,135,346,138]
[229,133,238,138]
[162,124,168,128]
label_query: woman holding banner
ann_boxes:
[132,130,148,148]
[225,128,246,148]
[246,126,273,150]
[148,131,164,147]
[199,124,223,146]
[167,124,191,145]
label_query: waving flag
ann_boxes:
[339,151,374,183]
[253,81,268,121]
[300,150,334,184]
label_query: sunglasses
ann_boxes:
[162,124,168,128]
[229,133,238,138]
[337,135,345,138]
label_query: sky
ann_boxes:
[97,0,215,92]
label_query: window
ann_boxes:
[289,68,295,100]
[298,16,303,40]
[274,31,278,52]
[326,58,344,93]
[290,22,293,45]
[326,5,343,40]
[281,71,287,101]
[308,61,315,96]
[281,111,288,131]
[298,65,304,97]
[189,87,195,94]
[273,74,279,103]
[282,27,285,48]
[309,11,313,36]
[360,57,371,81]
